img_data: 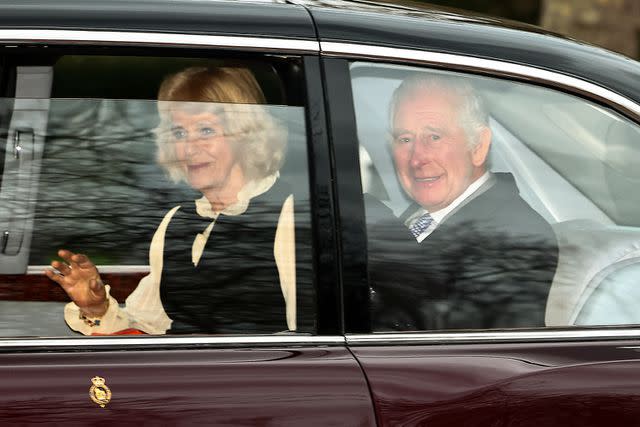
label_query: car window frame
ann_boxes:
[0,29,345,349]
[320,42,640,343]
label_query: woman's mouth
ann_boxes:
[187,162,209,172]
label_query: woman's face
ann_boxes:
[170,109,239,192]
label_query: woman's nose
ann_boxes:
[185,135,202,155]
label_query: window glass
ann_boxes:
[0,55,314,337]
[351,61,640,331]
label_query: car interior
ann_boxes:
[0,51,311,336]
[1,53,639,336]
[350,61,640,328]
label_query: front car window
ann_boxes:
[0,54,315,337]
[351,61,640,331]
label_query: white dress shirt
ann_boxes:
[405,172,492,243]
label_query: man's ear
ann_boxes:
[471,127,492,167]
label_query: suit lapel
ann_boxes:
[400,173,502,242]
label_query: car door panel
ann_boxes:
[0,5,358,423]
[0,345,376,425]
[352,340,640,426]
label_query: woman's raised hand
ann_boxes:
[45,249,109,316]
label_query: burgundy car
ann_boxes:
[1,0,640,425]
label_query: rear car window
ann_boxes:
[0,53,315,337]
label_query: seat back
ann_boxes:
[546,220,640,325]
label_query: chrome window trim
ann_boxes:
[4,330,640,350]
[0,335,345,350]
[0,29,319,53]
[321,41,640,120]
[347,329,640,345]
[29,265,150,274]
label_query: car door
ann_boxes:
[320,26,640,427]
[0,4,376,424]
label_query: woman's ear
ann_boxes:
[471,127,492,168]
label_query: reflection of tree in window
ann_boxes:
[30,99,196,265]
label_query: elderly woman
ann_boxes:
[45,66,297,335]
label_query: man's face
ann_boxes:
[392,88,490,212]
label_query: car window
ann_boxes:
[0,53,315,337]
[350,61,640,331]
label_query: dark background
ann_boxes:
[411,0,640,60]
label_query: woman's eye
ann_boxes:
[172,128,187,140]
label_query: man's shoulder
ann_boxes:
[475,172,520,207]
[364,194,398,225]
[446,172,554,235]
[460,173,532,216]
[489,173,551,226]
[363,194,415,242]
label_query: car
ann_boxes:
[1,0,640,424]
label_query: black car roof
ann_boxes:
[0,0,639,109]
[0,0,316,39]
[299,0,640,109]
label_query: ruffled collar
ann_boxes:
[194,172,278,219]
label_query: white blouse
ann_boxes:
[63,174,297,335]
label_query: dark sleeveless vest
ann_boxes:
[160,180,292,334]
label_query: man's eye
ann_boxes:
[429,134,441,141]
[200,127,216,137]
[397,135,412,144]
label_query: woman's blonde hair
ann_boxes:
[155,66,287,182]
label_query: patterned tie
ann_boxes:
[409,212,434,238]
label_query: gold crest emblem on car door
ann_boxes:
[89,376,112,408]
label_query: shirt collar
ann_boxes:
[194,172,279,219]
[407,171,492,226]
[430,171,491,222]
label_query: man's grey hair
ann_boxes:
[389,73,490,148]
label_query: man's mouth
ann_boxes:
[415,175,441,183]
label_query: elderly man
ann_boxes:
[366,73,559,331]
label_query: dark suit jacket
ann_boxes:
[366,173,559,331]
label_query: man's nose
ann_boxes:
[410,138,433,168]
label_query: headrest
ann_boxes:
[605,120,640,179]
[546,220,640,325]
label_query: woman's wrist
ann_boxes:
[80,297,110,319]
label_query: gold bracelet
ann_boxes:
[79,299,110,327]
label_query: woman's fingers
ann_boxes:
[50,260,70,275]
[44,269,75,294]
[44,269,63,285]
[57,249,74,263]
[72,253,96,270]
[54,249,97,275]
[46,249,107,311]
[58,249,92,269]
[55,250,78,272]
[48,249,98,287]
[49,246,102,286]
